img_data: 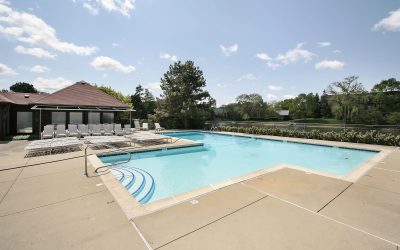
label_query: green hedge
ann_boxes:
[217,126,400,146]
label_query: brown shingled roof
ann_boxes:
[34,81,129,108]
[0,93,13,103]
[0,92,47,105]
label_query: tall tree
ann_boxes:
[97,85,132,106]
[131,85,145,118]
[10,82,38,93]
[142,89,156,116]
[154,61,215,128]
[319,90,331,118]
[327,76,366,123]
[235,93,264,120]
[372,78,400,92]
[97,85,132,124]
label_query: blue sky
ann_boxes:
[0,0,399,106]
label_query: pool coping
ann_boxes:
[88,131,394,219]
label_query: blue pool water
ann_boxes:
[100,131,378,204]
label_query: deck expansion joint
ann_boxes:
[375,167,400,173]
[130,218,154,250]
[241,182,399,247]
[0,168,23,205]
[150,195,268,250]
[317,182,353,213]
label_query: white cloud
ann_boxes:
[255,53,271,61]
[30,65,50,73]
[237,73,257,81]
[268,85,283,91]
[73,0,135,17]
[0,63,17,75]
[15,45,56,59]
[160,52,178,62]
[0,2,97,55]
[257,43,314,70]
[112,42,120,47]
[373,8,400,32]
[145,82,161,90]
[283,94,295,99]
[90,56,136,73]
[332,49,342,54]
[265,94,278,102]
[220,44,238,56]
[266,61,281,70]
[99,0,135,17]
[82,2,99,15]
[318,41,331,47]
[144,82,162,96]
[315,60,345,70]
[276,43,314,65]
[32,77,72,92]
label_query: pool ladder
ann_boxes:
[210,126,217,133]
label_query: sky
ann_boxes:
[0,0,399,106]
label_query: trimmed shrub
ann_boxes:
[216,126,400,146]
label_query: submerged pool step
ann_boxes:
[132,167,155,204]
[111,166,155,204]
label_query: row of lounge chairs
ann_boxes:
[27,130,171,157]
[41,122,164,139]
[42,124,131,139]
[24,137,82,157]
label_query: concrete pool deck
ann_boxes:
[0,135,399,249]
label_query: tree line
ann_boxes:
[218,76,400,125]
[4,68,399,127]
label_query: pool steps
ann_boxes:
[110,167,155,204]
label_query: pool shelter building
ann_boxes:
[0,81,133,139]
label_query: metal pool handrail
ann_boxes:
[84,142,133,177]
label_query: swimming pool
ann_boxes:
[99,131,378,204]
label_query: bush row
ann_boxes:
[216,126,400,146]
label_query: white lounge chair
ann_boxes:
[55,124,67,138]
[84,136,131,147]
[78,124,90,137]
[114,124,124,136]
[41,125,54,139]
[68,124,79,137]
[124,124,132,135]
[103,124,114,136]
[133,120,141,131]
[154,123,164,133]
[91,124,102,136]
[142,123,149,130]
